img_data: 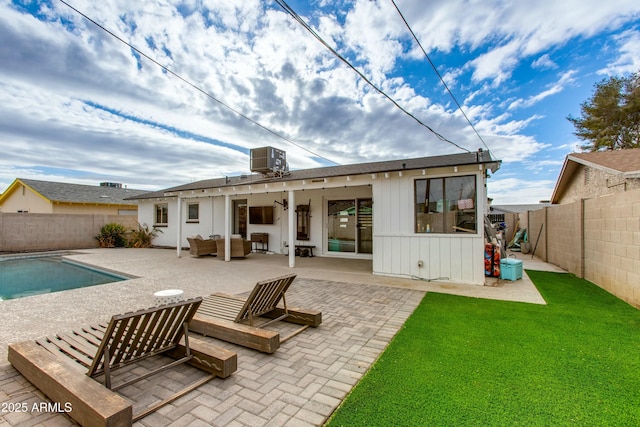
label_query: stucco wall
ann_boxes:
[0,213,138,252]
[0,186,52,213]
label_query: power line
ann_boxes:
[273,0,470,153]
[57,0,339,166]
[389,0,492,155]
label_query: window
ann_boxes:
[415,175,477,234]
[187,203,199,222]
[155,203,168,226]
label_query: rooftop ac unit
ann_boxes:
[250,147,287,174]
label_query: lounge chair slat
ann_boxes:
[57,332,99,360]
[130,309,164,358]
[79,326,106,346]
[35,337,91,370]
[47,335,95,367]
[125,311,153,358]
[110,316,142,366]
[144,307,176,353]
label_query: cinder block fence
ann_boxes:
[521,188,640,308]
[0,213,138,252]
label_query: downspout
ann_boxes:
[176,195,182,258]
[288,190,295,268]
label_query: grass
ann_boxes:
[325,271,640,426]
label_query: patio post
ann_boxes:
[224,194,231,262]
[176,195,182,257]
[288,190,295,268]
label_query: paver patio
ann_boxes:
[0,248,557,426]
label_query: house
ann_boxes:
[0,178,148,215]
[130,148,501,285]
[551,149,640,204]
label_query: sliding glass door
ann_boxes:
[327,198,372,254]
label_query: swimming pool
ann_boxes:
[0,255,129,300]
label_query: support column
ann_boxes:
[288,190,295,268]
[224,194,231,262]
[176,195,182,257]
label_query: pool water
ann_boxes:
[0,256,127,300]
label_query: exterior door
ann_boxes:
[327,198,372,254]
[357,199,373,254]
[233,199,247,238]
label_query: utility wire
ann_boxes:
[273,0,470,153]
[389,0,492,155]
[57,0,339,166]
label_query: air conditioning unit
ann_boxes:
[250,147,287,174]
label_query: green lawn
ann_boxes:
[325,271,640,426]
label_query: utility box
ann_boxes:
[250,147,287,174]
[500,258,523,281]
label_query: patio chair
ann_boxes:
[8,298,237,426]
[190,274,322,353]
[187,236,217,256]
[215,237,251,258]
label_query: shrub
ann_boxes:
[94,223,128,248]
[128,223,162,248]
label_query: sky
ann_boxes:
[1,0,639,204]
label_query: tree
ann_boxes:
[567,71,640,151]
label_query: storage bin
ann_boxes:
[500,258,523,281]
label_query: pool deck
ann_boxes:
[0,248,563,426]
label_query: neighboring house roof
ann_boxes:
[129,150,501,200]
[551,149,640,203]
[491,204,549,214]
[0,178,148,206]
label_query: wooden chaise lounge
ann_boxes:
[189,274,322,353]
[8,298,237,426]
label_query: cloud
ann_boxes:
[508,70,577,110]
[487,177,556,205]
[532,54,558,70]
[598,29,640,75]
[389,0,640,85]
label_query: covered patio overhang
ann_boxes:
[165,172,374,267]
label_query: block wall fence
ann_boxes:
[0,213,139,252]
[520,188,640,308]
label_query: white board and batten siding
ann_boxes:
[372,168,486,285]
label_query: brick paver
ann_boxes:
[0,278,424,426]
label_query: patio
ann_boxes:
[0,249,560,426]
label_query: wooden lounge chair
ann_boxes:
[190,274,322,353]
[8,298,237,426]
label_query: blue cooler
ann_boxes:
[500,258,523,281]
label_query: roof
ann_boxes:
[551,149,640,203]
[491,204,550,214]
[0,178,148,206]
[569,149,640,175]
[129,150,501,200]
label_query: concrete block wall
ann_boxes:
[0,213,139,252]
[527,209,547,261]
[520,188,640,308]
[583,189,640,307]
[547,202,582,275]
